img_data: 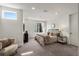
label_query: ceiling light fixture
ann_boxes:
[32,7,36,10]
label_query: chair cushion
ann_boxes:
[0,42,2,50]
[0,38,14,48]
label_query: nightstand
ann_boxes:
[57,36,67,44]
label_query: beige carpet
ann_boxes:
[15,39,78,56]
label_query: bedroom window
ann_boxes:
[2,10,17,20]
[36,23,43,32]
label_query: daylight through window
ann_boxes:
[2,10,17,20]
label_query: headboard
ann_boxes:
[48,29,59,33]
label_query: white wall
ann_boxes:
[0,6,23,46]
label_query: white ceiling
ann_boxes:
[0,3,78,21]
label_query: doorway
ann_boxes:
[69,13,78,46]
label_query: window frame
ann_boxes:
[2,10,17,20]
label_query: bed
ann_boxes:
[35,29,60,46]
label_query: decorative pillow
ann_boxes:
[51,33,53,36]
[47,32,50,35]
[56,33,60,37]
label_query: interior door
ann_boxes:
[69,13,78,46]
